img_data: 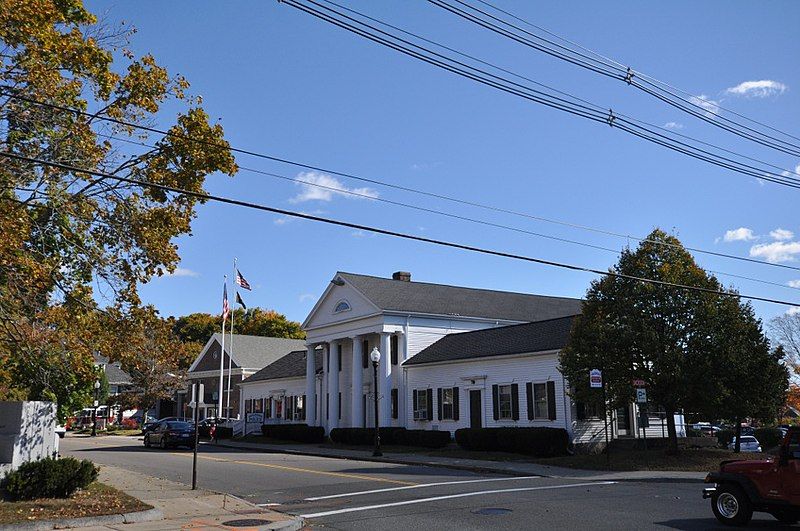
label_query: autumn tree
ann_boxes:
[770,311,800,423]
[0,0,236,409]
[172,308,305,345]
[560,229,787,454]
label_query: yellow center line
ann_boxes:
[171,452,416,486]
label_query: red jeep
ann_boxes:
[704,427,800,526]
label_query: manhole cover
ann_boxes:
[471,508,513,516]
[221,519,275,527]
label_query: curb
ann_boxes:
[210,491,305,530]
[211,441,706,483]
[0,507,163,530]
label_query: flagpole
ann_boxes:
[218,275,227,420]
[226,258,236,419]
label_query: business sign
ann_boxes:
[632,379,646,387]
[246,413,264,424]
[636,388,648,404]
[589,369,603,388]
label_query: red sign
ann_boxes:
[632,379,646,387]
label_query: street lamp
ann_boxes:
[91,379,100,437]
[369,347,382,457]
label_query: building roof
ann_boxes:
[93,353,132,386]
[338,272,582,322]
[190,334,307,373]
[404,314,578,366]
[241,348,323,384]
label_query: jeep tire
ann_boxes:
[711,484,753,526]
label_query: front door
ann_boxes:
[469,390,482,429]
[616,406,631,437]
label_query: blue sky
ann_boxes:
[86,0,799,324]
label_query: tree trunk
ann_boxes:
[734,418,742,453]
[665,407,679,455]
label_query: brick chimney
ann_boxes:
[392,271,411,282]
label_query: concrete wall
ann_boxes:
[0,401,57,477]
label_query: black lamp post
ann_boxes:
[369,347,382,457]
[91,379,100,437]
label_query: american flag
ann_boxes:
[235,269,252,291]
[222,282,229,321]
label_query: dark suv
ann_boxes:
[703,427,800,526]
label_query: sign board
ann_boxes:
[189,383,205,409]
[636,388,647,404]
[632,379,646,387]
[589,369,603,388]
[246,413,264,424]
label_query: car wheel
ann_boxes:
[770,510,799,525]
[160,438,167,450]
[144,435,151,448]
[711,485,753,526]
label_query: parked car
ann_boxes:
[704,427,799,526]
[142,417,191,435]
[700,426,721,437]
[198,417,230,438]
[727,436,762,453]
[143,421,196,449]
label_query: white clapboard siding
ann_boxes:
[239,376,307,424]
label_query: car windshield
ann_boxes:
[167,422,193,430]
[739,436,756,443]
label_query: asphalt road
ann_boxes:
[61,435,793,530]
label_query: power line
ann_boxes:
[5,91,800,274]
[437,0,800,156]
[280,0,800,188]
[4,150,799,309]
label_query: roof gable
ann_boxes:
[188,334,307,373]
[404,314,578,366]
[242,348,323,384]
[302,275,381,330]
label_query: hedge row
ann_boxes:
[717,427,784,449]
[261,424,325,443]
[4,457,98,500]
[328,427,451,449]
[455,427,569,457]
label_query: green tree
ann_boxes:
[560,229,787,454]
[0,0,236,408]
[172,308,305,344]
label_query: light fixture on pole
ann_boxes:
[369,347,382,457]
[91,379,100,437]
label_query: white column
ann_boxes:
[305,345,317,426]
[321,344,328,429]
[351,336,364,427]
[395,332,406,426]
[379,333,392,425]
[328,342,340,430]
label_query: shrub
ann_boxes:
[455,427,569,457]
[261,424,325,443]
[4,457,98,500]
[121,417,139,430]
[394,429,451,449]
[754,427,783,449]
[717,429,735,447]
[329,427,406,446]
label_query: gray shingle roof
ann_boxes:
[339,272,582,322]
[404,315,578,366]
[93,353,132,385]
[202,334,306,371]
[241,349,323,384]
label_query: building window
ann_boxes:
[390,335,398,365]
[245,399,252,414]
[532,383,548,419]
[413,389,428,421]
[498,385,513,420]
[333,299,351,313]
[441,388,455,420]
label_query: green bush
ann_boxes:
[4,457,98,500]
[394,429,451,448]
[329,427,406,446]
[455,427,569,457]
[754,427,783,449]
[717,429,735,447]
[261,424,325,443]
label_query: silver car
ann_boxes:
[727,435,762,453]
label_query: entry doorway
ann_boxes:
[469,390,482,428]
[616,406,631,437]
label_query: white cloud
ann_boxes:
[299,293,316,303]
[690,94,720,116]
[273,217,288,225]
[788,280,800,289]
[787,307,800,316]
[164,267,199,278]
[749,241,800,263]
[664,122,684,130]
[725,80,788,98]
[770,228,794,241]
[781,163,800,179]
[722,227,757,242]
[290,172,379,203]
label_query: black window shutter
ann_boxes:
[391,335,398,365]
[526,382,534,420]
[437,388,443,421]
[492,384,499,420]
[391,388,398,419]
[362,340,369,368]
[413,389,418,416]
[547,381,557,420]
[511,383,519,421]
[337,345,342,372]
[338,392,342,419]
[326,393,329,420]
[426,388,433,421]
[301,394,306,420]
[453,387,460,421]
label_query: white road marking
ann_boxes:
[304,476,544,501]
[258,503,282,507]
[301,481,617,518]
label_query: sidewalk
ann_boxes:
[212,439,706,483]
[80,464,303,530]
